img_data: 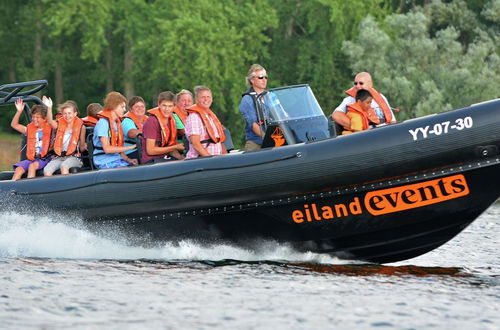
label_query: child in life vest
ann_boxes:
[342,89,379,135]
[82,103,102,127]
[141,91,185,164]
[92,91,138,169]
[10,99,52,181]
[43,98,87,176]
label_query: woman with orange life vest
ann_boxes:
[342,89,379,135]
[185,86,227,159]
[332,72,396,128]
[122,96,148,162]
[82,103,102,127]
[92,91,138,169]
[43,99,87,176]
[10,98,52,181]
[141,91,185,164]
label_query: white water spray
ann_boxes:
[0,211,344,263]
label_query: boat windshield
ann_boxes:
[260,85,325,122]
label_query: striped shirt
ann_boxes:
[185,113,222,159]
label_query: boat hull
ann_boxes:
[1,98,499,263]
[97,160,499,263]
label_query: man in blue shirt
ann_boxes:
[239,64,269,151]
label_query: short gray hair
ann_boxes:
[194,85,211,98]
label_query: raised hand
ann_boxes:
[42,95,53,108]
[15,98,25,112]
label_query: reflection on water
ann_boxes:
[175,259,470,277]
[0,205,498,329]
[283,262,469,277]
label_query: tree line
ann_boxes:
[0,0,498,146]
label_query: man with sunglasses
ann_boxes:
[239,64,270,151]
[332,72,396,129]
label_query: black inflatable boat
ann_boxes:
[1,80,499,263]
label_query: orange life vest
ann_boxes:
[82,116,98,127]
[53,117,83,156]
[97,110,124,147]
[123,111,147,130]
[26,121,52,160]
[147,107,178,147]
[343,102,371,134]
[345,87,393,124]
[187,104,226,143]
[173,106,188,124]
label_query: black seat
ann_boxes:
[77,126,95,171]
[85,132,96,170]
[328,117,343,137]
[223,127,234,152]
[134,133,143,164]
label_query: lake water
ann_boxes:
[1,204,498,329]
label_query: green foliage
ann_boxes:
[131,0,278,144]
[265,0,392,114]
[342,0,500,120]
[44,0,112,61]
[0,0,498,138]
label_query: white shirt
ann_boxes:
[62,129,72,152]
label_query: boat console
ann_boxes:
[258,85,331,148]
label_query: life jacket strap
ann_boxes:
[200,139,215,145]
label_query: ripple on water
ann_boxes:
[0,205,498,329]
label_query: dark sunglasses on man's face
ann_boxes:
[256,75,268,80]
[354,81,364,86]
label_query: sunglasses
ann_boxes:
[256,75,268,80]
[354,81,364,86]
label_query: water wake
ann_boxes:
[0,212,343,263]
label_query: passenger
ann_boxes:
[332,72,396,129]
[170,89,191,147]
[44,99,86,176]
[92,92,138,169]
[10,98,52,181]
[174,89,193,124]
[122,96,148,162]
[141,91,185,164]
[82,103,102,127]
[185,86,227,159]
[239,64,269,151]
[342,89,379,135]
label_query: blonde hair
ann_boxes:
[176,89,193,99]
[246,64,265,88]
[57,100,79,114]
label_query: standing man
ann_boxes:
[239,63,269,151]
[332,72,396,129]
[185,86,227,159]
